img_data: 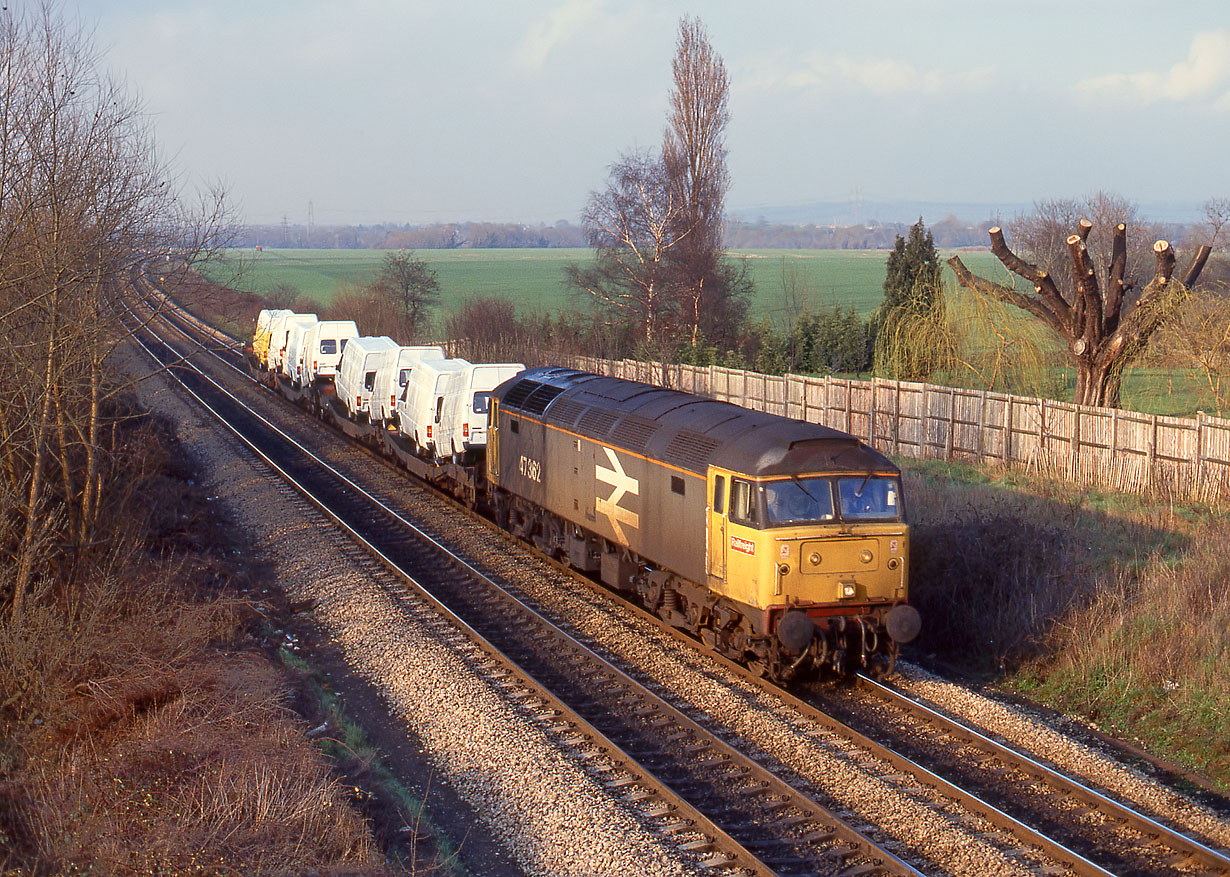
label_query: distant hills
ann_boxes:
[729,199,1209,228]
[236,200,1209,252]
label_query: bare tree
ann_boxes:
[371,250,439,341]
[662,15,748,349]
[1199,196,1230,249]
[0,3,232,624]
[1155,289,1230,416]
[949,215,1212,408]
[567,150,692,350]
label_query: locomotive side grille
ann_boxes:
[502,379,542,409]
[663,430,722,472]
[578,407,619,438]
[611,416,660,453]
[522,384,566,414]
[545,398,587,428]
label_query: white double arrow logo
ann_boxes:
[595,446,639,542]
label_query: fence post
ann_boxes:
[845,380,853,435]
[945,388,957,460]
[869,380,877,445]
[1003,393,1013,462]
[1196,412,1207,494]
[975,390,986,458]
[895,378,905,455]
[1147,414,1158,488]
[1110,407,1119,464]
[1071,406,1081,479]
[1038,397,1046,460]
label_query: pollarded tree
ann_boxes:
[948,221,1211,408]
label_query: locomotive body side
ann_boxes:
[489,390,710,584]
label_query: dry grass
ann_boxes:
[1018,526,1230,784]
[902,458,1230,788]
[0,411,390,874]
[0,561,386,875]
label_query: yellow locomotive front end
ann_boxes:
[706,464,918,679]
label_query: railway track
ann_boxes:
[125,266,1230,876]
[123,270,920,875]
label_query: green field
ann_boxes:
[203,247,1011,323]
[202,248,1218,416]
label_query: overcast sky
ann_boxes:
[81,0,1230,227]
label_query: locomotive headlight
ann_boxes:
[887,557,900,571]
[860,549,874,564]
[842,583,857,598]
[809,552,821,566]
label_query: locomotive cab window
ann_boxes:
[713,475,725,514]
[765,477,836,526]
[837,475,902,521]
[730,479,759,527]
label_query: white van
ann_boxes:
[437,363,525,459]
[302,320,359,382]
[396,358,468,458]
[370,345,446,427]
[253,308,292,369]
[280,315,319,383]
[335,336,399,420]
[267,312,312,374]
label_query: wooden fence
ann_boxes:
[565,355,1230,502]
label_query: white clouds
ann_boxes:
[739,51,993,98]
[1078,30,1230,108]
[514,0,603,72]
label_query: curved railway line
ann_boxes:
[122,264,1230,876]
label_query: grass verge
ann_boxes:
[276,645,463,875]
[0,412,391,874]
[902,456,1230,790]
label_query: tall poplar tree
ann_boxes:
[663,15,749,349]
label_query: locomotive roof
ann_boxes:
[494,366,897,477]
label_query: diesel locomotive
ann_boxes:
[488,367,918,680]
[251,309,919,681]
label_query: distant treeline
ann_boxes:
[234,216,997,251]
